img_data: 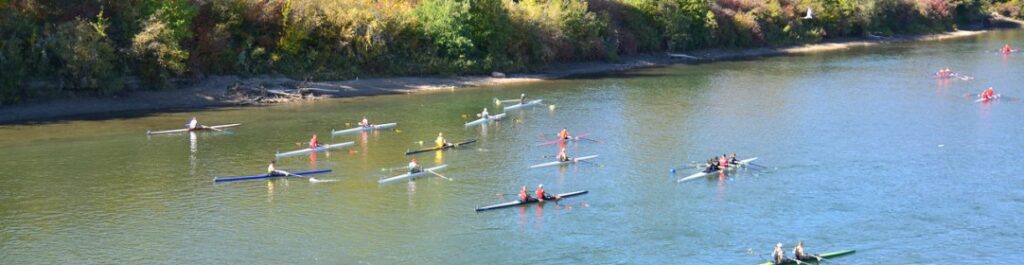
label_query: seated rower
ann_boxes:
[556,147,570,162]
[435,132,448,148]
[408,158,422,173]
[730,153,739,164]
[359,117,369,128]
[309,134,320,149]
[536,184,554,201]
[481,107,490,118]
[719,154,729,169]
[772,243,787,265]
[558,127,570,140]
[793,240,810,260]
[518,185,534,203]
[187,117,199,130]
[980,87,996,100]
[267,160,288,176]
[705,159,719,173]
[1002,44,1013,54]
[519,93,527,104]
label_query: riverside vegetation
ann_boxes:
[0,0,1000,104]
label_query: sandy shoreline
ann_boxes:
[0,29,1000,124]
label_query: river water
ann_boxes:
[2,30,1023,264]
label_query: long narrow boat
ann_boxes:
[331,122,398,135]
[378,164,449,184]
[529,155,598,169]
[975,94,1001,103]
[503,99,543,111]
[147,123,242,135]
[275,141,354,157]
[536,133,593,146]
[465,113,507,126]
[677,157,758,183]
[213,169,331,182]
[756,250,855,265]
[405,139,477,155]
[475,190,588,212]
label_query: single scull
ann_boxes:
[475,190,588,212]
[276,141,354,157]
[147,123,241,135]
[405,139,477,155]
[213,169,331,182]
[975,94,1001,103]
[503,99,543,111]
[378,164,449,184]
[529,155,599,169]
[331,122,397,135]
[465,113,507,126]
[677,157,758,183]
[536,133,593,146]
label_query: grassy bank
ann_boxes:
[0,0,997,105]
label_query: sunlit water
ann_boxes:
[2,30,1024,264]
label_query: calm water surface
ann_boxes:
[2,30,1024,264]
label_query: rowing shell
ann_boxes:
[465,113,507,126]
[475,190,588,212]
[975,94,1001,103]
[213,169,331,182]
[147,123,241,135]
[756,249,855,265]
[378,164,449,184]
[276,141,354,157]
[331,123,397,135]
[677,157,758,183]
[503,99,543,111]
[537,133,592,146]
[405,139,477,155]
[529,155,598,169]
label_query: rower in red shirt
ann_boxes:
[719,154,729,169]
[558,128,570,140]
[1002,44,1013,54]
[309,134,320,149]
[535,184,552,202]
[518,186,533,202]
[981,87,996,100]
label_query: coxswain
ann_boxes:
[772,243,787,265]
[359,117,369,127]
[435,132,448,148]
[309,134,320,149]
[536,184,552,201]
[518,185,533,202]
[556,146,570,162]
[793,240,809,260]
[558,127,570,140]
[408,158,421,173]
[187,117,199,130]
[519,93,527,104]
[980,87,996,100]
[730,153,739,164]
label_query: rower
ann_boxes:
[267,160,287,176]
[772,243,787,265]
[518,185,534,202]
[519,93,527,104]
[309,134,320,149]
[705,158,719,173]
[558,128,570,140]
[359,117,369,127]
[536,184,553,201]
[481,107,489,118]
[1003,44,1013,53]
[556,147,570,162]
[408,158,421,173]
[435,132,448,148]
[730,153,738,164]
[793,240,809,260]
[981,87,995,100]
[719,154,729,169]
[187,117,199,130]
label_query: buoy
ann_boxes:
[548,105,556,111]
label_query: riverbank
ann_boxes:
[0,28,1001,124]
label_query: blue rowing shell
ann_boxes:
[213,169,332,182]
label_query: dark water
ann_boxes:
[2,30,1023,264]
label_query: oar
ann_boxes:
[577,136,602,143]
[427,170,452,181]
[380,166,407,172]
[578,159,605,168]
[202,125,224,132]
